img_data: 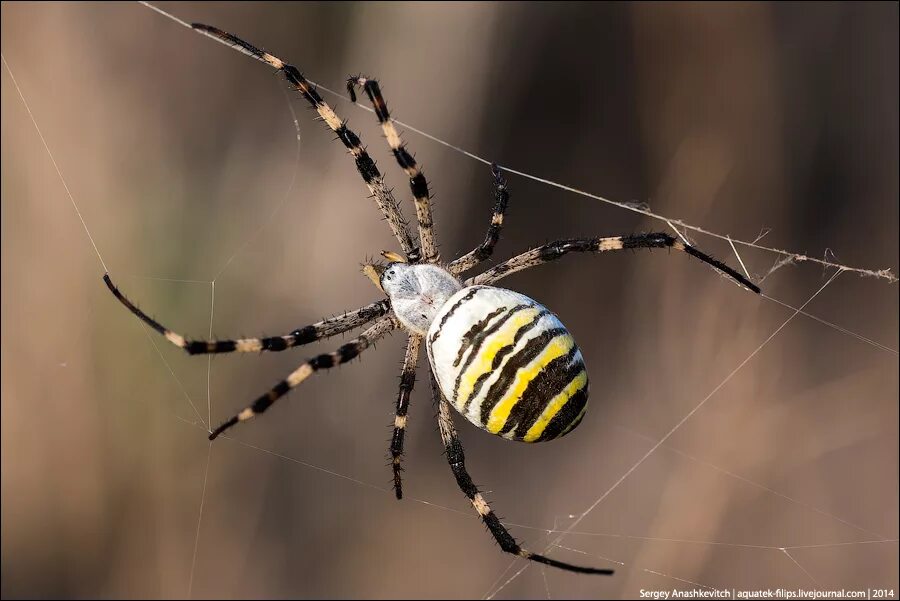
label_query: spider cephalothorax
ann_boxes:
[379,261,463,335]
[104,22,760,577]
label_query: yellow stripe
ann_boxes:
[455,307,541,410]
[522,370,587,442]
[485,335,575,434]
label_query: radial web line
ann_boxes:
[125,275,214,285]
[206,282,215,428]
[554,533,775,550]
[761,294,897,355]
[484,269,844,599]
[2,54,109,273]
[616,425,889,541]
[212,84,302,282]
[539,566,551,600]
[780,548,821,587]
[188,443,212,598]
[783,539,900,551]
[642,568,716,591]
[551,544,625,567]
[137,321,208,429]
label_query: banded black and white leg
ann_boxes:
[450,163,510,275]
[193,24,419,261]
[431,373,614,575]
[104,274,389,355]
[469,233,761,293]
[348,77,438,263]
[209,316,397,440]
[390,334,421,499]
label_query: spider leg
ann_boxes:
[192,24,419,261]
[209,316,397,440]
[431,372,613,575]
[104,274,389,354]
[390,334,422,499]
[450,164,509,275]
[468,233,761,293]
[348,77,438,263]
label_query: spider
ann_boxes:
[103,22,761,576]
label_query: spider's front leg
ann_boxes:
[192,24,419,261]
[469,233,761,293]
[390,334,422,499]
[209,316,397,440]
[449,164,510,275]
[431,372,614,575]
[348,77,438,263]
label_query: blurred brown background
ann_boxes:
[2,2,897,599]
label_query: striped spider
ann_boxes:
[103,22,760,576]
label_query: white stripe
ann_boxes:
[464,313,560,424]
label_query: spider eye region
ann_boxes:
[381,263,462,335]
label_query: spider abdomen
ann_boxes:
[427,286,588,442]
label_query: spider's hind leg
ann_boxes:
[431,372,614,575]
[348,77,438,263]
[389,334,422,499]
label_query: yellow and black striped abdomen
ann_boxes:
[426,286,588,442]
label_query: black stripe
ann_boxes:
[208,415,238,440]
[478,327,567,425]
[457,308,548,412]
[538,239,599,262]
[452,306,508,368]
[451,304,533,407]
[334,125,362,150]
[410,173,429,200]
[251,380,291,415]
[104,274,167,337]
[496,346,578,437]
[354,153,379,185]
[261,337,288,352]
[474,186,508,261]
[620,232,671,250]
[363,80,390,122]
[346,78,359,102]
[290,325,318,345]
[312,353,335,369]
[391,428,405,451]
[186,340,235,355]
[501,348,584,440]
[396,370,416,417]
[282,65,325,106]
[393,146,417,170]
[429,287,484,345]
[538,386,588,441]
